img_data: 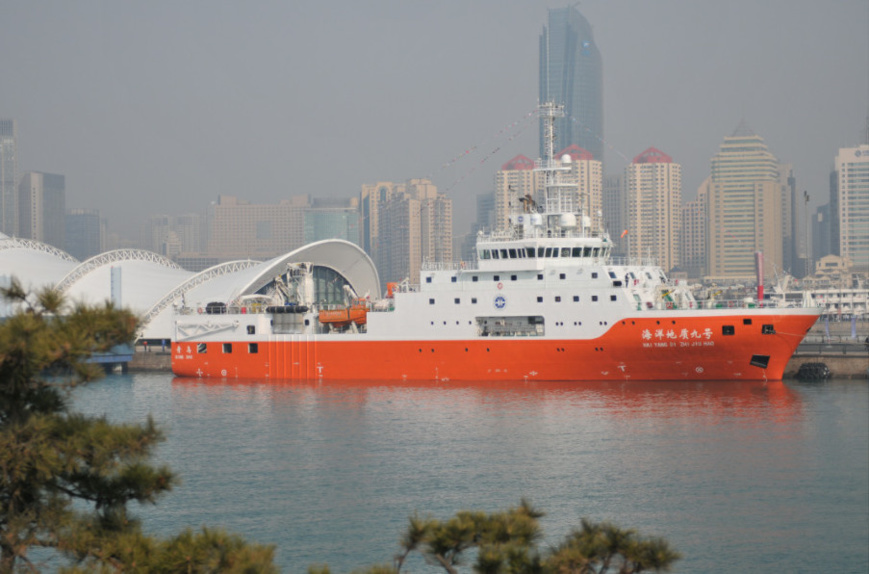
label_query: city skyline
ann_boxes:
[1,1,867,242]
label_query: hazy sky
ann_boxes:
[2,0,867,240]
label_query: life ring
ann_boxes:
[497,282,504,290]
[665,301,673,310]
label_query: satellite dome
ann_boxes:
[561,154,572,163]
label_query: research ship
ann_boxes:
[171,104,821,382]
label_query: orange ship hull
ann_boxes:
[172,312,818,382]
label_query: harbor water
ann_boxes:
[72,374,868,572]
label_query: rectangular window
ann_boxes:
[451,276,457,283]
[722,325,735,335]
[471,298,477,304]
[247,325,256,335]
[494,275,500,281]
[197,343,207,354]
[555,296,561,302]
[559,273,566,279]
[248,343,258,354]
[591,272,598,279]
[454,298,460,304]
[761,324,776,334]
[511,274,517,281]
[222,343,232,354]
[537,274,544,280]
[429,298,435,305]
[743,318,752,325]
[573,295,579,302]
[473,276,479,282]
[591,295,598,302]
[572,247,582,257]
[526,247,535,258]
[537,296,543,303]
[426,277,432,283]
[610,295,617,301]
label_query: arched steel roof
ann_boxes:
[55,249,182,294]
[235,239,381,301]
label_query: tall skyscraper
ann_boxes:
[18,172,65,250]
[0,120,17,236]
[832,144,869,271]
[539,5,603,163]
[681,178,709,278]
[303,197,360,246]
[65,208,104,261]
[812,202,832,263]
[360,178,452,288]
[603,174,624,255]
[624,148,682,272]
[706,123,784,282]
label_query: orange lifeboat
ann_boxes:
[318,302,368,328]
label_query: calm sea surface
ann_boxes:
[72,374,868,573]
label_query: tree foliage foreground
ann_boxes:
[0,281,277,573]
[310,499,680,574]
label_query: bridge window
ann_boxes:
[492,250,500,259]
[561,248,570,257]
[572,247,582,257]
[509,248,517,258]
[583,247,592,257]
[526,247,535,257]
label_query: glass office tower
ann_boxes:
[539,6,603,163]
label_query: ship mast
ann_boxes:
[537,102,585,236]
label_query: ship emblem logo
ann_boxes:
[494,295,506,309]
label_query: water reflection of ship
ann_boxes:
[171,377,803,422]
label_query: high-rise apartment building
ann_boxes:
[144,213,204,259]
[18,172,65,250]
[65,208,104,261]
[832,144,869,270]
[624,148,681,272]
[706,124,784,282]
[539,5,603,163]
[0,120,17,236]
[681,178,709,278]
[207,195,307,260]
[360,178,452,288]
[557,145,604,232]
[494,155,537,232]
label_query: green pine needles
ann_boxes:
[0,280,277,573]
